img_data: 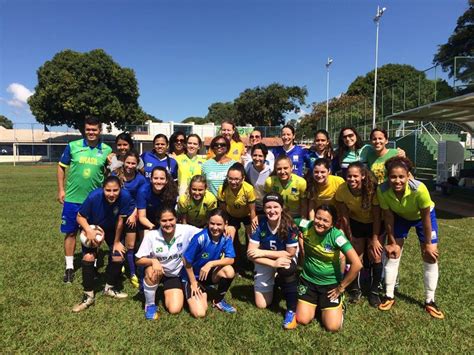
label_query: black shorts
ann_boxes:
[183,267,219,299]
[297,277,342,310]
[349,218,373,239]
[228,215,251,229]
[124,222,138,234]
[162,276,183,291]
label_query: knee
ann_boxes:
[324,323,342,333]
[112,255,124,263]
[255,299,268,309]
[222,265,235,279]
[167,304,183,315]
[82,253,96,262]
[296,314,312,326]
[144,272,158,286]
[125,241,135,250]
[191,307,207,318]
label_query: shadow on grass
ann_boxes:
[435,209,468,220]
[230,284,286,315]
[394,290,425,309]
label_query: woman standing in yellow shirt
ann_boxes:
[176,134,206,195]
[207,120,245,162]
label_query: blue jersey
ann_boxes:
[304,151,338,174]
[272,145,308,177]
[123,173,147,201]
[136,183,164,220]
[79,188,134,231]
[141,151,178,180]
[250,217,299,251]
[182,228,235,280]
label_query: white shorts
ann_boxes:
[254,263,277,293]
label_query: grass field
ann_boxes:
[1,164,473,353]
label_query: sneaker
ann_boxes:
[368,292,382,308]
[213,299,236,313]
[348,289,362,304]
[425,301,445,319]
[63,268,74,283]
[72,293,95,313]
[378,296,395,311]
[144,304,159,320]
[282,310,297,330]
[103,287,128,299]
[130,274,139,289]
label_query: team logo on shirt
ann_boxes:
[291,187,298,195]
[113,207,119,216]
[177,243,183,250]
[147,163,153,167]
[156,247,163,253]
[324,244,333,252]
[201,252,209,259]
[335,236,346,247]
[297,285,308,296]
[293,155,299,162]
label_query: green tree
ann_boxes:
[0,115,13,129]
[182,116,205,124]
[433,3,473,91]
[234,83,307,126]
[143,113,162,123]
[28,49,145,130]
[205,102,239,124]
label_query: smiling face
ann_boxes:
[173,134,186,153]
[346,166,363,190]
[103,181,121,204]
[281,127,294,147]
[227,169,243,190]
[116,138,131,156]
[159,211,177,238]
[190,181,206,201]
[313,209,333,234]
[388,166,408,194]
[151,169,168,193]
[186,136,200,156]
[252,148,265,169]
[208,214,226,238]
[342,129,357,149]
[371,130,388,152]
[211,139,228,157]
[123,155,138,174]
[264,201,282,222]
[276,159,292,182]
[249,130,262,146]
[153,137,168,156]
[221,122,234,141]
[84,123,100,144]
[313,164,330,185]
[314,133,329,154]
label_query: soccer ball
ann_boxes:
[80,225,105,248]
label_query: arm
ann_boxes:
[307,199,315,221]
[420,207,438,261]
[112,216,126,257]
[76,213,101,247]
[183,258,202,297]
[138,208,155,229]
[368,205,383,259]
[247,241,294,263]
[249,202,258,229]
[336,201,352,240]
[136,257,164,277]
[327,248,362,300]
[57,164,67,204]
[382,208,401,259]
[300,197,308,219]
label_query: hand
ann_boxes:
[384,243,401,259]
[113,241,127,258]
[57,190,65,204]
[85,227,102,247]
[151,259,164,278]
[247,248,263,259]
[251,216,259,232]
[190,282,202,299]
[273,257,291,269]
[148,223,155,230]
[369,238,384,260]
[423,243,439,262]
[126,212,137,228]
[199,262,212,281]
[107,152,116,164]
[396,147,406,158]
[327,285,343,302]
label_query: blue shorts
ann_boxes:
[60,202,82,234]
[394,208,439,243]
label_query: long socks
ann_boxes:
[143,281,158,306]
[423,262,439,303]
[384,257,401,298]
[126,250,136,276]
[371,262,383,293]
[215,277,234,303]
[106,261,123,287]
[82,260,95,292]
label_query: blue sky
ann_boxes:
[0,0,468,127]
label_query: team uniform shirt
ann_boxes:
[310,175,345,208]
[78,188,134,231]
[250,217,299,251]
[299,222,353,286]
[377,179,435,221]
[141,151,178,180]
[264,174,307,217]
[272,145,308,177]
[175,154,206,195]
[337,144,372,178]
[366,148,398,184]
[137,183,169,220]
[217,181,256,218]
[177,191,218,227]
[304,150,337,174]
[111,172,147,201]
[182,228,236,280]
[335,182,379,224]
[135,224,201,277]
[201,159,236,196]
[243,150,275,170]
[207,140,245,162]
[108,155,144,172]
[59,139,112,203]
[245,163,273,210]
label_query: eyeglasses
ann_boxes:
[175,139,185,143]
[343,133,355,139]
[249,135,261,139]
[212,143,226,148]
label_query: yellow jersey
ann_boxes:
[207,140,245,162]
[175,154,207,195]
[264,174,307,217]
[310,175,345,208]
[217,181,256,218]
[177,191,218,227]
[335,182,379,224]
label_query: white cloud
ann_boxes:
[5,83,34,108]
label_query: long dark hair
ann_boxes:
[281,124,296,146]
[115,132,134,150]
[169,131,186,154]
[221,162,246,193]
[385,156,414,175]
[150,166,178,204]
[314,129,334,160]
[113,150,140,183]
[306,158,331,199]
[221,120,241,143]
[337,127,363,163]
[347,162,377,210]
[207,208,229,224]
[263,196,298,241]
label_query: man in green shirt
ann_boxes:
[57,117,112,283]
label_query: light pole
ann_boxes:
[372,5,386,129]
[325,57,333,131]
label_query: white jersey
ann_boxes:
[136,224,201,277]
[245,163,273,210]
[243,150,275,171]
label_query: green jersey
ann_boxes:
[367,148,398,184]
[299,221,352,286]
[59,139,112,203]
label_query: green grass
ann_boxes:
[1,165,473,352]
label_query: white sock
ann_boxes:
[104,283,113,291]
[65,256,74,269]
[423,262,439,303]
[143,281,158,306]
[384,256,401,298]
[94,259,97,268]
[85,290,94,298]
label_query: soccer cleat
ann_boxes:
[72,293,95,313]
[378,296,395,311]
[282,310,297,330]
[425,301,445,319]
[130,274,139,289]
[63,268,75,283]
[144,304,159,320]
[368,292,382,308]
[213,299,237,313]
[348,289,362,304]
[103,287,128,299]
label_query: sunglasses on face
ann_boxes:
[343,133,355,139]
[175,139,185,143]
[212,143,226,148]
[249,135,261,139]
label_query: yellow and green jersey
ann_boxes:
[367,148,398,184]
[177,191,217,227]
[377,179,434,221]
[264,174,306,217]
[299,221,352,286]
[175,154,206,195]
[217,181,256,218]
[59,139,112,203]
[310,175,344,209]
[207,140,245,162]
[335,182,379,224]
